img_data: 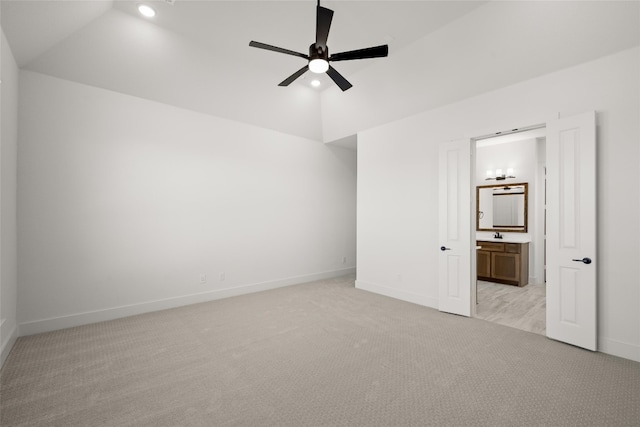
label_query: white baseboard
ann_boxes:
[355,281,640,363]
[355,279,438,309]
[19,267,356,337]
[18,269,638,364]
[1,323,18,369]
[599,336,640,362]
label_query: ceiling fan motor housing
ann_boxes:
[309,43,328,61]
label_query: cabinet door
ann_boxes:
[477,250,491,279]
[491,252,520,283]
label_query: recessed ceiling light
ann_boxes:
[311,80,321,88]
[138,4,156,18]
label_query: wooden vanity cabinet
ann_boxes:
[476,241,529,286]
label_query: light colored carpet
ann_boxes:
[475,280,546,335]
[1,275,638,426]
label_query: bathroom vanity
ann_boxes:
[476,181,530,286]
[477,240,529,287]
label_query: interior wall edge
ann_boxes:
[19,267,355,337]
[598,337,640,363]
[19,69,324,144]
[0,324,18,369]
[355,279,438,309]
[0,26,20,372]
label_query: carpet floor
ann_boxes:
[1,275,638,426]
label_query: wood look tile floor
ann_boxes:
[475,280,546,335]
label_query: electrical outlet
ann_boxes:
[219,272,225,282]
[199,274,207,284]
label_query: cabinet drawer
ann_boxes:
[505,243,521,253]
[476,241,504,252]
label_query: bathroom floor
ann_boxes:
[475,280,546,335]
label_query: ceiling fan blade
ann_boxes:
[326,66,352,91]
[249,41,309,59]
[278,65,309,87]
[316,6,334,50]
[329,45,389,62]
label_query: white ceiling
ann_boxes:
[0,0,486,141]
[0,0,487,95]
[2,1,639,143]
[112,0,487,78]
[0,0,113,67]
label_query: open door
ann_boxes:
[546,111,597,351]
[438,139,472,316]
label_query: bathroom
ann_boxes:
[474,129,546,334]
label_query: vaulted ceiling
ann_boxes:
[2,1,639,144]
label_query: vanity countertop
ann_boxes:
[476,235,532,244]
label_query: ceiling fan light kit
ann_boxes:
[249,0,389,91]
[309,58,329,74]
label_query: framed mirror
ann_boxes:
[476,182,528,232]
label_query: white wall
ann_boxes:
[356,47,640,362]
[476,139,537,192]
[1,28,19,367]
[18,70,356,335]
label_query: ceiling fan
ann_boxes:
[249,0,389,91]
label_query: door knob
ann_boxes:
[440,246,451,251]
[572,257,592,264]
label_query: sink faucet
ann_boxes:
[494,231,503,239]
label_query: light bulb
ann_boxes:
[311,80,321,87]
[309,59,329,74]
[138,4,156,18]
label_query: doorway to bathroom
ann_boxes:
[439,111,596,350]
[473,127,547,335]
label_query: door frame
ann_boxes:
[468,123,547,317]
[441,112,597,351]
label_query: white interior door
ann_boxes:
[438,139,472,316]
[546,111,597,351]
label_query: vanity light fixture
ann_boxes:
[138,4,156,18]
[486,168,515,181]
